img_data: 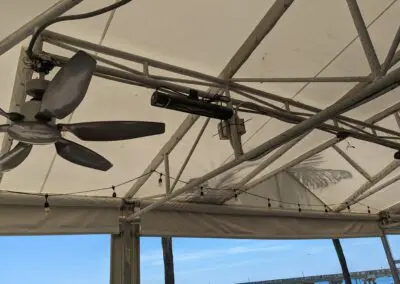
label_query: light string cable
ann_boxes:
[1,169,379,214]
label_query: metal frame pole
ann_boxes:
[335,161,400,212]
[132,224,140,284]
[164,154,171,194]
[110,233,123,284]
[122,221,133,284]
[170,118,210,192]
[129,68,400,219]
[243,100,400,190]
[231,76,370,83]
[382,26,400,75]
[346,0,381,75]
[0,0,83,56]
[333,145,372,181]
[122,0,295,198]
[355,174,400,204]
[381,234,400,284]
[336,110,400,211]
[332,239,352,284]
[40,35,400,137]
[44,52,400,149]
[121,221,140,284]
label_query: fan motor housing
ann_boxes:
[20,100,41,122]
[26,78,49,99]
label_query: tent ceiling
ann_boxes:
[0,0,400,232]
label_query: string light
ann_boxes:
[158,173,163,185]
[44,194,50,215]
[1,169,378,217]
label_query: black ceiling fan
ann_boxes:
[0,50,165,172]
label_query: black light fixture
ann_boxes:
[151,89,233,120]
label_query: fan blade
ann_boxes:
[59,121,166,141]
[55,139,112,171]
[0,142,32,171]
[0,124,9,132]
[0,107,24,121]
[38,51,96,119]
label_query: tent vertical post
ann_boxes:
[110,233,123,284]
[381,234,400,283]
[0,0,83,56]
[132,223,140,284]
[332,239,352,284]
[121,221,140,284]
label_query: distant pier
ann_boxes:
[237,268,400,284]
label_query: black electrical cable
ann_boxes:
[27,0,132,58]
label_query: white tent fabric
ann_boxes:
[0,0,399,237]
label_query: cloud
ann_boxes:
[141,243,292,266]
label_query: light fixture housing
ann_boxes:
[151,89,233,120]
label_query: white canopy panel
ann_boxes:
[0,0,399,237]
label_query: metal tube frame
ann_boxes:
[346,0,381,76]
[41,32,400,139]
[235,103,400,192]
[381,234,400,284]
[122,0,296,198]
[110,233,124,284]
[0,0,83,56]
[2,0,399,222]
[170,118,210,192]
[33,13,400,215]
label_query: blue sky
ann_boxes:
[0,235,398,284]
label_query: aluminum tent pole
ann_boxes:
[332,239,352,284]
[242,100,400,191]
[110,233,123,284]
[382,26,400,75]
[164,154,171,194]
[0,0,83,56]
[355,175,400,204]
[170,118,210,192]
[231,76,370,83]
[335,161,400,212]
[333,145,372,181]
[123,0,295,198]
[381,234,400,284]
[45,51,400,141]
[41,34,400,137]
[346,0,381,76]
[121,221,140,284]
[129,68,400,219]
[335,109,400,212]
[132,224,140,284]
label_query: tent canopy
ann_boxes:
[0,0,400,238]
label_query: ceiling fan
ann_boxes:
[0,50,165,172]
